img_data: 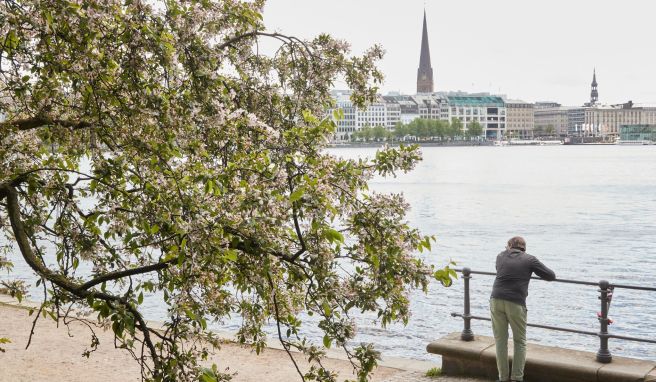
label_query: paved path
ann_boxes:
[382,371,488,382]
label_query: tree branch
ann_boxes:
[216,31,312,56]
[2,183,162,373]
[266,272,306,382]
[77,259,176,291]
[0,117,92,131]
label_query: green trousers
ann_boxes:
[490,298,527,381]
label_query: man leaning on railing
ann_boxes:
[490,236,556,382]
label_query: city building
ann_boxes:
[619,124,656,143]
[383,93,448,123]
[416,10,434,94]
[445,93,506,139]
[534,102,571,137]
[328,90,401,141]
[328,18,656,142]
[505,100,535,139]
[567,108,586,136]
[584,101,656,138]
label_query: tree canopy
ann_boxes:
[391,118,463,141]
[466,121,483,139]
[0,1,453,381]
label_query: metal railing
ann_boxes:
[451,267,656,363]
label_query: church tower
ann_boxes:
[590,69,599,105]
[416,10,434,94]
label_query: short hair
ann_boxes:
[507,236,526,251]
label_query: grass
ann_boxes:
[425,367,442,378]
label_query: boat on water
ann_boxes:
[495,139,563,146]
[508,139,540,146]
[616,140,654,145]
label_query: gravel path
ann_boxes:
[1,297,492,382]
[382,371,489,382]
[0,301,401,382]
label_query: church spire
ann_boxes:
[416,10,434,93]
[590,68,598,105]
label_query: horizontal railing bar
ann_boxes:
[453,268,656,291]
[452,313,598,336]
[609,283,656,292]
[452,313,656,344]
[607,333,656,344]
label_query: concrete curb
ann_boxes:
[427,332,656,382]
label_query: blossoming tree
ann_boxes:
[0,1,454,380]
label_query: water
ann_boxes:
[3,145,656,361]
[327,145,656,361]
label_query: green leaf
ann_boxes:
[201,374,216,382]
[371,254,380,269]
[289,188,304,203]
[4,30,19,52]
[324,228,344,244]
[323,334,332,349]
[224,249,238,262]
[204,179,214,194]
[184,308,197,320]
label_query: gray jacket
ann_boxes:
[490,248,556,306]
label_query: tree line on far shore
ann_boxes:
[349,118,484,142]
[346,119,565,142]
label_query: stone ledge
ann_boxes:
[427,332,656,382]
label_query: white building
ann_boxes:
[444,93,507,139]
[382,93,448,124]
[329,90,513,141]
[328,90,401,141]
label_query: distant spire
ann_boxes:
[416,9,434,93]
[590,68,598,104]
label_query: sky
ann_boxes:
[262,0,656,106]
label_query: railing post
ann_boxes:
[596,280,612,363]
[461,267,474,341]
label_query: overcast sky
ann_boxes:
[262,0,656,106]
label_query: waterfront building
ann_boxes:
[567,108,586,136]
[328,90,401,141]
[505,100,534,139]
[445,93,506,139]
[382,93,448,124]
[534,102,573,137]
[534,102,571,137]
[619,124,656,143]
[584,101,656,138]
[416,10,434,94]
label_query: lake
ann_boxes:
[326,145,656,361]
